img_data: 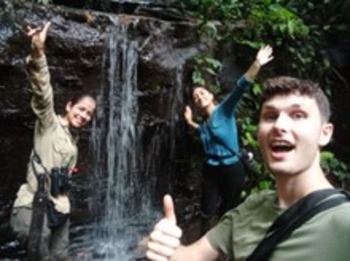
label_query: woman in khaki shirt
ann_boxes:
[11,22,96,261]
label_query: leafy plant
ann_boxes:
[179,0,350,190]
[321,151,350,184]
[192,54,222,94]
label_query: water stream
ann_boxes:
[69,22,185,260]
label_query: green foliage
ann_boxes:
[321,151,350,182]
[179,0,350,189]
[179,0,348,77]
[192,54,222,94]
[179,0,244,23]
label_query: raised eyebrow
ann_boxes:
[261,105,276,110]
[260,105,278,113]
[262,103,303,111]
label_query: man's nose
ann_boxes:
[273,114,291,133]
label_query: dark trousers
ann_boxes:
[201,161,245,218]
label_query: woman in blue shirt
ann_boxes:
[184,45,273,232]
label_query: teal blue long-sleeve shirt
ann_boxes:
[197,76,251,166]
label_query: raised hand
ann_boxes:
[27,21,51,58]
[184,106,193,123]
[256,45,274,66]
[184,106,199,129]
[146,195,182,260]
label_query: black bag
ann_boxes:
[31,150,70,230]
[50,167,70,197]
[46,201,69,229]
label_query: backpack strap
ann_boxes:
[247,188,350,261]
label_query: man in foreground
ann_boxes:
[146,76,350,260]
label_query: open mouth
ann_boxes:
[270,141,295,153]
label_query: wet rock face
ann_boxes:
[0,0,204,251]
[54,0,178,8]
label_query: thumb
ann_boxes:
[163,194,177,224]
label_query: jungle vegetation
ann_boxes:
[30,0,350,189]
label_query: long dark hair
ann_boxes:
[68,93,95,106]
[191,86,218,119]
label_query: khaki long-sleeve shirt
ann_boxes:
[13,55,78,214]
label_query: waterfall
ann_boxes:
[88,25,158,260]
[69,21,185,261]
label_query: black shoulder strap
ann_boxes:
[247,189,350,261]
[31,149,49,178]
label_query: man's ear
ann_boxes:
[319,122,334,147]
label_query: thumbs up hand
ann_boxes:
[146,195,183,260]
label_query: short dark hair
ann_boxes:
[260,76,331,122]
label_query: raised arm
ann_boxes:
[26,22,56,127]
[219,45,273,116]
[146,195,219,261]
[244,45,274,82]
[184,106,199,130]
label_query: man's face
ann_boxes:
[258,94,333,177]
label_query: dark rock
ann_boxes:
[0,0,205,258]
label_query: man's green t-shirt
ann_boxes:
[207,190,350,261]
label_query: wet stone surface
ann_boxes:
[0,0,204,259]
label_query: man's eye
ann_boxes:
[292,112,306,120]
[262,113,277,122]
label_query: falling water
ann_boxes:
[69,21,186,260]
[71,25,152,260]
